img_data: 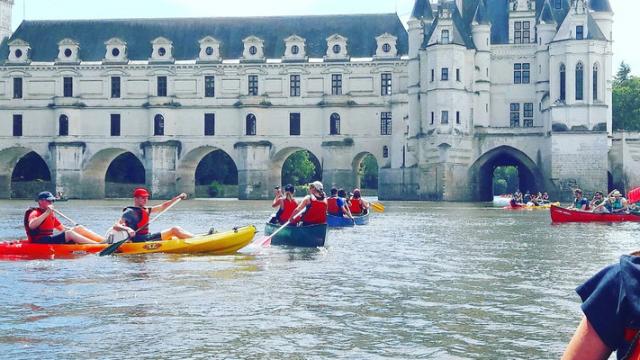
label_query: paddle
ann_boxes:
[99,198,183,257]
[254,208,308,247]
[629,187,640,204]
[371,201,385,213]
[52,209,80,227]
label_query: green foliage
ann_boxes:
[359,155,379,189]
[282,151,321,186]
[613,63,640,131]
[195,151,238,185]
[207,181,223,198]
[493,166,519,195]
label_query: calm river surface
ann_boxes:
[0,199,637,359]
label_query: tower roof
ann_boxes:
[537,0,557,24]
[472,0,490,25]
[411,0,435,20]
[589,0,612,12]
[423,1,475,49]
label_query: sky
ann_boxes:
[8,0,636,74]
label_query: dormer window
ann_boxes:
[111,48,120,57]
[283,35,306,62]
[554,0,562,9]
[441,30,450,44]
[198,36,221,63]
[242,36,265,62]
[576,26,584,40]
[325,34,348,61]
[7,39,31,64]
[150,37,174,62]
[56,38,80,63]
[64,48,73,58]
[375,33,398,59]
[104,38,127,63]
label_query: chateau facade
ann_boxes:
[0,0,630,201]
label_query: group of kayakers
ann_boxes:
[568,188,639,214]
[24,189,191,245]
[270,182,369,226]
[509,190,552,207]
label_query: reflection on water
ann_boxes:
[0,199,637,359]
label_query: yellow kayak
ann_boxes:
[116,225,257,255]
[503,202,560,211]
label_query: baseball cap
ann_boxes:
[37,191,56,201]
[284,184,295,193]
[133,188,150,198]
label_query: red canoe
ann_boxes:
[0,240,106,260]
[550,205,640,223]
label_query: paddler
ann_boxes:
[271,184,298,225]
[569,189,590,211]
[348,189,369,216]
[25,191,104,244]
[291,181,328,226]
[113,188,193,242]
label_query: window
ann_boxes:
[514,63,530,84]
[154,114,164,136]
[523,22,530,44]
[382,43,391,53]
[58,115,69,136]
[290,113,301,135]
[157,76,167,97]
[291,45,299,55]
[456,111,461,125]
[456,69,461,82]
[249,46,257,55]
[111,76,121,98]
[13,77,22,99]
[205,76,215,98]
[431,112,435,125]
[331,74,342,95]
[381,73,392,96]
[576,26,584,40]
[514,21,522,44]
[554,0,562,9]
[380,112,392,135]
[441,68,449,81]
[576,62,584,101]
[514,21,530,44]
[383,146,389,158]
[158,47,166,57]
[560,64,566,101]
[441,111,449,125]
[111,114,121,136]
[248,75,258,96]
[13,114,22,136]
[204,113,215,136]
[593,64,599,101]
[206,46,214,56]
[510,103,520,127]
[63,77,73,97]
[246,114,257,135]
[523,103,534,127]
[290,75,301,97]
[431,69,435,82]
[330,113,341,135]
[332,44,341,54]
[441,30,450,44]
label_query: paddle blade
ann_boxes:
[99,239,128,257]
[256,235,272,247]
[371,202,385,213]
[629,187,640,204]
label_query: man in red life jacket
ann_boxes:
[291,181,328,226]
[114,188,194,242]
[348,188,369,216]
[25,191,104,244]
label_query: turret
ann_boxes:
[589,0,613,41]
[0,0,13,42]
[472,1,492,128]
[537,0,557,46]
[408,0,433,58]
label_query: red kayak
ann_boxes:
[0,240,106,260]
[550,205,640,223]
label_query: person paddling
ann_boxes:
[25,191,104,244]
[270,184,298,225]
[337,189,354,220]
[349,189,369,215]
[327,188,340,216]
[291,181,328,226]
[113,188,193,242]
[569,189,590,211]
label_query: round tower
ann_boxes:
[472,1,491,128]
[0,0,14,42]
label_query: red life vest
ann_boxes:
[124,207,151,235]
[24,208,60,242]
[327,197,340,215]
[301,196,328,224]
[278,198,298,224]
[349,198,364,215]
[624,328,640,360]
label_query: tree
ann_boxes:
[615,62,631,86]
[493,166,519,194]
[359,155,379,189]
[282,151,320,186]
[612,63,640,131]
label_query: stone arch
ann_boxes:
[468,146,543,202]
[176,146,239,197]
[271,147,322,189]
[352,152,379,191]
[83,148,145,199]
[0,147,52,199]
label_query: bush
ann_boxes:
[208,181,224,198]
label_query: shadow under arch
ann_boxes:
[271,147,322,189]
[83,148,146,199]
[176,146,239,198]
[352,151,379,191]
[468,146,543,202]
[0,147,51,199]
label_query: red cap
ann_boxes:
[133,188,150,198]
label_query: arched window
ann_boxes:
[441,30,450,44]
[330,113,341,135]
[383,146,389,159]
[593,63,599,101]
[246,114,257,136]
[559,64,566,101]
[576,62,584,101]
[154,114,164,136]
[58,115,69,136]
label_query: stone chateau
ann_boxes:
[0,0,637,201]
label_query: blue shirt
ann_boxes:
[336,197,345,217]
[577,255,640,359]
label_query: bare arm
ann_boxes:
[562,317,612,360]
[28,208,53,230]
[272,190,283,208]
[150,193,187,214]
[292,196,311,215]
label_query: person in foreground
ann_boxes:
[114,188,193,242]
[25,191,104,244]
[562,254,640,360]
[291,181,328,226]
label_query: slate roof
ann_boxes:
[411,0,434,20]
[0,14,409,63]
[589,0,612,12]
[423,1,476,49]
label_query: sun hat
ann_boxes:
[612,190,622,197]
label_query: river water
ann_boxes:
[0,199,636,359]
